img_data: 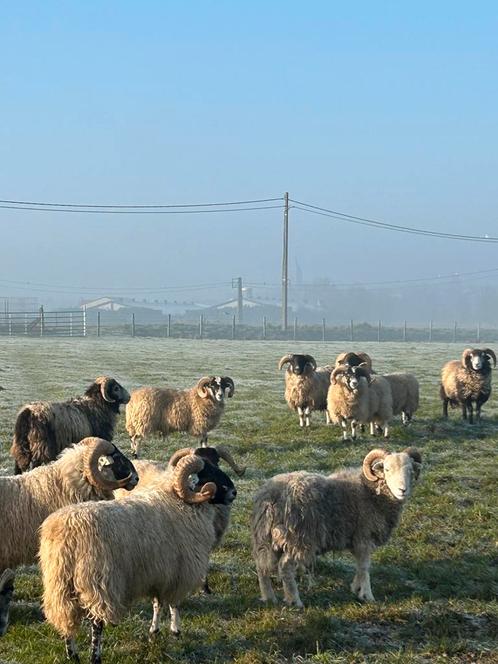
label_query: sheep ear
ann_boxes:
[484,348,496,367]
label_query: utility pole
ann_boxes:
[281,192,289,331]
[232,277,243,323]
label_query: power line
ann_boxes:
[0,204,283,215]
[291,199,498,243]
[0,279,232,295]
[0,196,282,208]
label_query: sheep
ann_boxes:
[125,375,235,457]
[251,447,422,608]
[278,354,333,427]
[440,348,496,423]
[10,376,131,474]
[327,364,393,440]
[0,437,137,636]
[334,351,374,372]
[383,373,419,425]
[39,451,237,663]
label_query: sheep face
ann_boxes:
[279,354,316,376]
[463,349,496,372]
[370,451,422,501]
[332,365,371,392]
[87,377,131,410]
[193,460,237,505]
[98,444,139,490]
[198,376,235,403]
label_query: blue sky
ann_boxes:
[1,2,497,299]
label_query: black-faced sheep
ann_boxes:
[278,354,332,427]
[0,438,137,636]
[327,364,393,440]
[251,447,422,608]
[334,351,373,372]
[125,376,235,457]
[40,452,236,663]
[10,376,130,473]
[440,348,496,423]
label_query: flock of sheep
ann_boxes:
[0,345,494,663]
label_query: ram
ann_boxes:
[440,348,496,423]
[334,351,373,372]
[125,376,235,457]
[252,447,422,607]
[278,354,332,427]
[40,451,237,663]
[0,438,137,636]
[10,376,130,473]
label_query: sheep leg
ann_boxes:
[369,422,375,436]
[325,410,331,425]
[64,638,80,662]
[199,434,208,447]
[466,399,474,424]
[340,420,349,441]
[279,555,303,608]
[351,547,375,602]
[297,407,304,427]
[350,420,358,440]
[305,407,311,427]
[149,597,161,637]
[169,605,181,636]
[202,575,212,594]
[382,423,389,438]
[256,565,277,604]
[461,404,467,420]
[130,436,142,459]
[90,620,104,664]
[442,398,449,419]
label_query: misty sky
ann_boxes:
[1,2,498,304]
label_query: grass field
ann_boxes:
[0,339,496,664]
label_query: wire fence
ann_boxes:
[0,308,86,337]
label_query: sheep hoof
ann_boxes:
[170,629,181,638]
[148,629,159,642]
[356,590,375,602]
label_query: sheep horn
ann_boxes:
[168,447,196,468]
[172,454,216,504]
[278,354,294,370]
[196,376,214,398]
[355,365,372,384]
[303,355,317,370]
[223,377,235,397]
[331,366,345,384]
[216,445,246,477]
[98,377,117,403]
[461,348,473,368]
[84,437,134,490]
[484,348,497,367]
[362,448,388,482]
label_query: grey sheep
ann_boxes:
[327,364,393,440]
[440,348,496,423]
[10,376,130,474]
[278,354,333,427]
[0,437,137,636]
[251,447,422,608]
[125,375,235,457]
[383,373,419,425]
[40,451,237,663]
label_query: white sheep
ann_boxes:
[125,375,235,457]
[278,354,332,427]
[383,373,419,425]
[252,447,422,607]
[0,437,137,636]
[40,451,237,663]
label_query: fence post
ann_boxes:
[378,319,381,343]
[69,312,73,337]
[263,316,267,340]
[8,313,12,337]
[350,319,354,342]
[199,314,204,339]
[293,316,298,341]
[403,320,407,342]
[83,306,87,337]
[477,322,481,343]
[453,321,457,343]
[429,319,433,342]
[97,311,101,337]
[322,318,326,342]
[24,312,28,336]
[232,314,236,340]
[167,313,171,338]
[40,306,44,338]
[131,313,135,338]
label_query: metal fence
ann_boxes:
[0,307,86,337]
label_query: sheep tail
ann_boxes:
[10,407,57,472]
[39,516,83,639]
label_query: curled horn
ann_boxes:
[355,365,372,384]
[484,348,497,367]
[197,376,214,398]
[461,348,473,368]
[278,354,294,370]
[362,448,388,482]
[168,447,195,468]
[172,454,216,504]
[216,445,246,477]
[223,377,235,397]
[98,377,116,403]
[303,354,317,370]
[331,365,346,384]
[84,437,133,491]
